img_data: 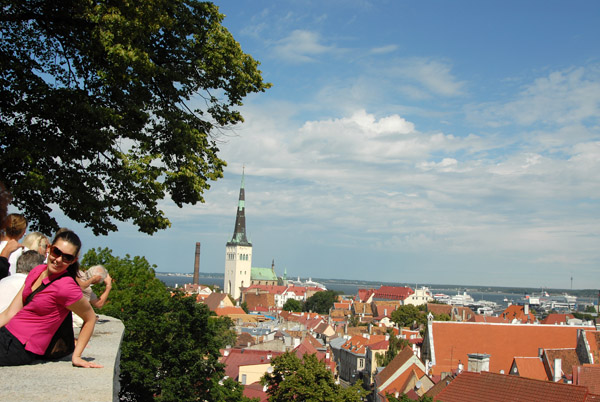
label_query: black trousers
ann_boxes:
[0,327,38,366]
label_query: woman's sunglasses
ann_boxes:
[49,245,77,264]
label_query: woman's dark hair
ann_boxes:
[52,230,82,279]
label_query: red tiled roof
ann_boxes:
[342,334,387,354]
[374,286,414,301]
[542,313,575,325]
[585,331,600,364]
[428,322,587,375]
[220,349,283,380]
[472,315,510,323]
[545,348,582,379]
[376,347,418,386]
[434,371,591,402]
[243,381,268,402]
[381,367,425,400]
[203,293,232,311]
[511,357,548,381]
[500,305,536,323]
[573,364,600,395]
[358,289,375,303]
[214,306,247,316]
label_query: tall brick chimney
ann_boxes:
[193,242,200,286]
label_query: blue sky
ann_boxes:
[49,1,599,289]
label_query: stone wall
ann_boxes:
[0,315,124,401]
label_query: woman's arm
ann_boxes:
[0,284,24,327]
[67,298,103,368]
[76,275,102,290]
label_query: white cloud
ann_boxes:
[272,30,335,63]
[468,65,600,128]
[370,44,397,54]
[389,58,466,97]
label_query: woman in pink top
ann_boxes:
[0,230,102,368]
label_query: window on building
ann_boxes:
[241,374,247,385]
[359,358,364,369]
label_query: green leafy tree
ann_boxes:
[391,305,427,329]
[1,0,270,235]
[375,329,409,367]
[282,298,303,312]
[304,290,339,315]
[82,248,253,401]
[261,352,368,402]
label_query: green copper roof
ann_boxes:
[251,267,278,281]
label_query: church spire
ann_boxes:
[228,169,251,246]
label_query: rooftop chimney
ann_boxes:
[193,242,201,285]
[553,358,562,382]
[524,302,529,316]
[467,353,490,373]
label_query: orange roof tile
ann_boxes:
[472,315,510,323]
[500,305,536,323]
[342,334,387,354]
[374,286,414,301]
[376,347,418,386]
[542,313,575,325]
[545,348,582,379]
[434,371,591,402]
[585,331,600,364]
[428,322,587,375]
[382,367,425,398]
[511,357,548,381]
[573,364,600,395]
[215,306,247,316]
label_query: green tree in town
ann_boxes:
[261,352,368,402]
[304,290,340,315]
[282,298,303,312]
[82,247,253,401]
[375,329,409,367]
[390,305,427,329]
[1,0,270,235]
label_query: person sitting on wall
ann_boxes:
[0,230,102,368]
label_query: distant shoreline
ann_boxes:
[155,271,600,298]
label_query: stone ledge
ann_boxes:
[0,314,124,402]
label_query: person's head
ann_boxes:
[46,230,81,278]
[22,232,49,255]
[2,213,27,240]
[16,250,46,274]
[84,265,108,284]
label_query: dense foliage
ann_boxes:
[261,352,368,402]
[82,248,252,401]
[1,0,270,235]
[304,290,340,315]
[390,305,427,328]
[282,298,303,312]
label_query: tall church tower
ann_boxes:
[224,171,252,300]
